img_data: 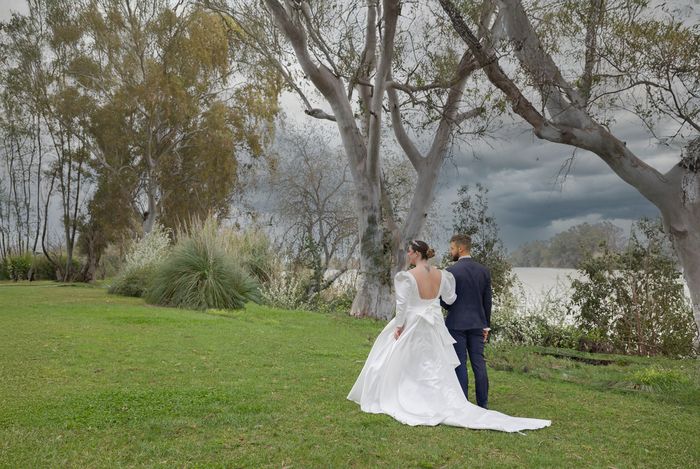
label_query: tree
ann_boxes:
[511,221,625,268]
[571,218,697,357]
[270,126,358,297]
[201,0,500,319]
[449,183,515,302]
[3,0,94,280]
[0,4,57,272]
[547,222,624,268]
[75,0,280,235]
[439,0,700,338]
[509,239,548,268]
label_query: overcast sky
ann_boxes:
[0,0,26,18]
[1,1,695,251]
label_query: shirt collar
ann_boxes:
[458,255,471,260]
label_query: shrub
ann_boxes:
[31,255,58,280]
[570,219,698,357]
[6,254,32,280]
[100,243,127,279]
[315,284,357,315]
[220,226,278,284]
[108,224,171,297]
[146,220,260,310]
[108,264,159,297]
[260,269,315,310]
[489,280,584,349]
[0,259,9,280]
[31,255,81,281]
[630,366,691,392]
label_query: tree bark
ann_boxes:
[662,154,700,344]
[262,0,402,319]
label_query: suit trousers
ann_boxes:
[448,328,489,409]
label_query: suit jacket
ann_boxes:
[440,257,492,331]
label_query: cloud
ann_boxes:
[434,115,678,250]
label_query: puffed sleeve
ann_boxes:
[440,270,457,305]
[393,272,412,327]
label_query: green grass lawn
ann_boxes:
[1,281,698,468]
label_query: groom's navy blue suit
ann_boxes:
[440,257,491,408]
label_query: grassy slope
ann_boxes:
[0,281,698,468]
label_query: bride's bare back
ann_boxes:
[408,265,442,300]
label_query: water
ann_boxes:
[325,267,691,310]
[512,267,691,320]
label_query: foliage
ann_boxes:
[630,366,692,393]
[260,269,316,311]
[219,226,278,285]
[570,218,698,357]
[314,284,358,316]
[447,183,516,303]
[269,127,358,295]
[76,1,281,232]
[510,221,625,267]
[0,0,281,275]
[108,224,171,297]
[5,254,32,281]
[0,260,8,280]
[491,283,580,349]
[32,254,80,281]
[146,219,260,310]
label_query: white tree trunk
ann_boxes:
[394,166,441,273]
[143,183,158,235]
[670,223,700,345]
[663,148,700,343]
[263,0,402,319]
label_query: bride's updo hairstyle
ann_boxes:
[409,240,436,260]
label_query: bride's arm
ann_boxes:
[441,271,458,305]
[393,273,410,339]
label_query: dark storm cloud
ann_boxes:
[435,115,681,250]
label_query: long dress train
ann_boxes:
[347,270,551,432]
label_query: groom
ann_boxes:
[440,234,492,409]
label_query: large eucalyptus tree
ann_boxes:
[202,0,499,319]
[439,0,700,337]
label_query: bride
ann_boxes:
[347,240,551,432]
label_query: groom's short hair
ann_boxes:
[450,234,471,251]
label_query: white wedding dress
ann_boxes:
[347,270,551,432]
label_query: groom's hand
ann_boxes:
[482,329,489,343]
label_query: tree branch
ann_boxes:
[387,83,424,171]
[439,0,669,206]
[304,108,336,121]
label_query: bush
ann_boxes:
[314,284,357,315]
[100,243,127,279]
[31,255,58,280]
[0,259,9,280]
[630,366,691,392]
[108,224,171,297]
[220,226,278,284]
[260,269,315,310]
[6,254,32,280]
[570,219,698,357]
[31,255,81,281]
[490,282,579,348]
[108,264,159,297]
[146,220,260,310]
